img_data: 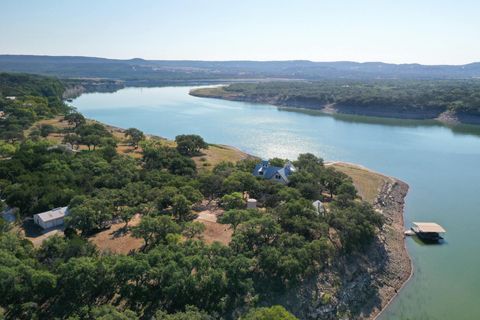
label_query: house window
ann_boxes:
[275,173,281,179]
[259,171,264,175]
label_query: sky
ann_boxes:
[0,0,479,65]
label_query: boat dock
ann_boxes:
[405,222,446,242]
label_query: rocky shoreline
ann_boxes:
[267,166,411,320]
[368,177,411,319]
[190,88,480,126]
[319,172,411,319]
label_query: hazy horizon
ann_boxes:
[1,0,479,65]
[1,53,480,66]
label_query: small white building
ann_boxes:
[33,207,69,229]
[312,200,324,215]
[247,198,257,209]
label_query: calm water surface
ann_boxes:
[73,86,480,320]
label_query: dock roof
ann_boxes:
[413,222,446,233]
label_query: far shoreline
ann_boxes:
[189,86,480,127]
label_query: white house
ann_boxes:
[33,207,69,229]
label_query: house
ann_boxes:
[33,207,69,229]
[252,160,296,184]
[312,200,324,215]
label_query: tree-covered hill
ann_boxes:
[1,55,480,80]
[0,73,69,143]
[0,73,65,99]
[191,80,480,124]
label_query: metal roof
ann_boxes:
[413,222,446,233]
[252,160,295,182]
[34,207,68,222]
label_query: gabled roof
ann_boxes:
[35,207,68,222]
[252,160,295,183]
[253,163,283,179]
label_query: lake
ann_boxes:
[73,86,480,320]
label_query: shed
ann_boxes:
[247,198,257,209]
[33,207,69,229]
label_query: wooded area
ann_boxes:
[203,80,480,115]
[0,73,384,319]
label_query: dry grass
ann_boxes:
[89,214,144,254]
[329,162,391,204]
[197,220,233,245]
[193,144,254,172]
[194,205,233,245]
[190,86,233,98]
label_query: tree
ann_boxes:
[0,141,16,157]
[88,305,138,320]
[218,209,254,232]
[119,206,137,228]
[179,185,203,205]
[171,194,192,222]
[220,192,244,210]
[39,124,56,137]
[124,128,145,149]
[182,221,206,239]
[63,133,81,150]
[329,202,383,251]
[76,123,112,150]
[153,306,213,320]
[269,158,286,167]
[64,112,86,129]
[294,153,323,172]
[321,167,345,198]
[131,215,181,249]
[57,257,112,303]
[241,306,298,320]
[199,173,224,201]
[175,134,208,156]
[157,186,178,210]
[66,196,113,235]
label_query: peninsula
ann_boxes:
[190,81,480,125]
[0,73,410,319]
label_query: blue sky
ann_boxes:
[0,0,478,64]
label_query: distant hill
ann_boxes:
[1,55,480,81]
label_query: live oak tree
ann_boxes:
[218,209,255,232]
[124,128,145,149]
[175,134,208,156]
[171,194,192,222]
[220,192,244,210]
[131,215,181,249]
[66,196,113,235]
[182,221,206,239]
[241,306,298,320]
[64,112,86,129]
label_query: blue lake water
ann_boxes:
[73,86,480,320]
